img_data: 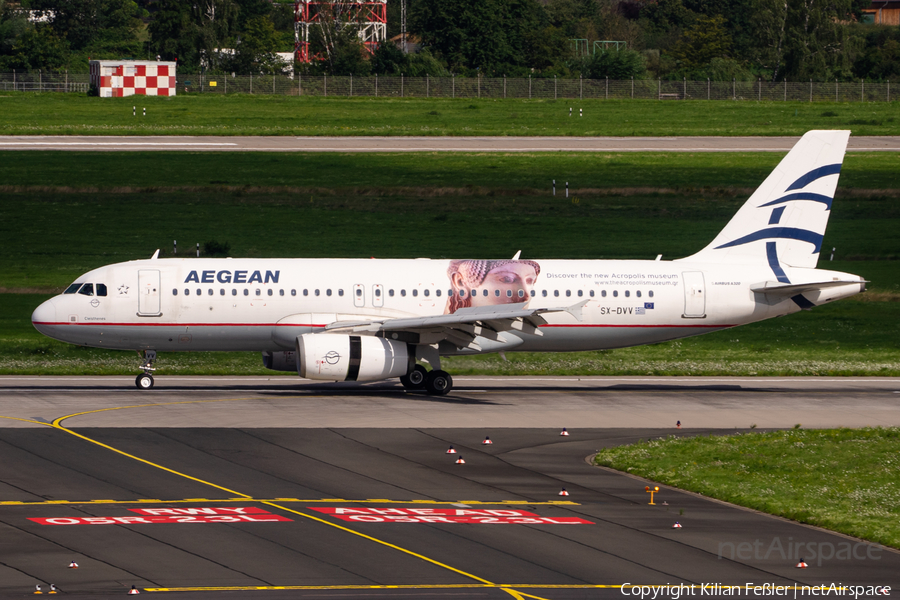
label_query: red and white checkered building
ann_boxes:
[89,60,176,98]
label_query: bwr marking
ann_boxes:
[30,507,292,525]
[310,507,593,525]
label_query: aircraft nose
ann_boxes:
[32,298,58,334]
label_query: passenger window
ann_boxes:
[303,289,308,296]
[401,289,406,297]
[601,290,607,298]
[64,283,81,294]
[338,289,344,297]
[255,289,261,296]
[78,283,94,296]
[483,289,488,297]
[518,289,524,298]
[315,289,320,296]
[243,289,249,296]
[529,290,535,297]
[376,288,382,297]
[356,289,362,297]
[460,290,467,298]
[613,290,618,297]
[185,289,190,296]
[326,289,332,296]
[435,289,441,297]
[208,289,213,296]
[232,289,237,296]
[625,290,630,298]
[636,290,642,298]
[220,289,225,296]
[494,289,500,297]
[542,290,547,297]
[412,289,418,297]
[577,290,583,297]
[279,289,284,296]
[424,289,430,297]
[649,290,654,298]
[96,284,107,297]
[173,289,178,296]
[590,290,595,297]
[566,290,571,297]
[506,290,512,297]
[291,289,296,296]
[268,289,273,296]
[196,288,201,296]
[389,289,395,297]
[554,290,559,297]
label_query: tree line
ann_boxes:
[0,0,898,82]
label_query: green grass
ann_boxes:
[593,428,900,549]
[2,94,900,136]
[2,150,900,191]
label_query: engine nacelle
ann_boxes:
[261,350,297,372]
[296,333,410,382]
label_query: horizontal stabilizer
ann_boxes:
[750,280,866,296]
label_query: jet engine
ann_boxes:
[296,333,411,382]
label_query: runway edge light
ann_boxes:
[68,560,78,569]
[455,456,466,464]
[672,521,683,528]
[796,559,809,568]
[482,436,493,445]
[560,428,569,436]
[559,488,570,496]
[446,446,457,454]
[128,585,140,595]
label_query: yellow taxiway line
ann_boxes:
[3,398,583,598]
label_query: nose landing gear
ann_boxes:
[135,350,157,390]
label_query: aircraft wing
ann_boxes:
[324,300,589,350]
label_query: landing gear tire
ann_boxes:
[425,370,452,396]
[400,364,428,390]
[136,373,154,390]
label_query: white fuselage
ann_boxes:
[30,257,864,355]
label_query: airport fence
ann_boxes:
[0,71,90,92]
[1,71,896,102]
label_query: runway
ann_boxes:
[1,377,898,599]
[1,135,899,152]
[0,376,897,429]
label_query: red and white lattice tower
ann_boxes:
[294,0,387,63]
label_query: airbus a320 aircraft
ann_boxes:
[32,130,864,394]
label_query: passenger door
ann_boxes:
[682,271,706,318]
[138,270,161,316]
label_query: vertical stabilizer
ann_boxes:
[680,130,850,270]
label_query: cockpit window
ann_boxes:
[64,283,81,294]
[96,284,107,297]
[77,283,94,296]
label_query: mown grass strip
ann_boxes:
[1,151,898,190]
[1,94,900,137]
[594,428,900,549]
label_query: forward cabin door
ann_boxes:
[138,270,161,316]
[682,271,706,318]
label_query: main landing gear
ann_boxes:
[135,350,157,390]
[400,364,453,396]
